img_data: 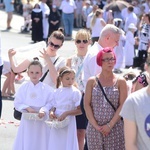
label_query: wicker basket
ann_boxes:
[45,118,69,129]
[23,113,43,121]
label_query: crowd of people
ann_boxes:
[0,0,150,150]
[1,0,150,66]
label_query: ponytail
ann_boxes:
[91,9,103,27]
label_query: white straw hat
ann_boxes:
[128,23,137,30]
[85,0,91,4]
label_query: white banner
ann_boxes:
[13,41,46,65]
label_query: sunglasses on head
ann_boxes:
[75,39,88,44]
[48,41,61,49]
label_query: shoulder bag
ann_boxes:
[40,57,60,82]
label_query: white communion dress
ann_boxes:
[47,85,82,150]
[13,81,54,150]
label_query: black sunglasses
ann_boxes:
[48,41,61,49]
[76,39,88,44]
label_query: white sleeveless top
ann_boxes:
[91,18,105,38]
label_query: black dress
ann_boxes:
[48,10,61,36]
[31,9,43,42]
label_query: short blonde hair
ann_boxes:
[75,29,91,40]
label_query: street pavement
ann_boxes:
[0,9,77,150]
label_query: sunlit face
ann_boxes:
[107,33,120,48]
[101,52,116,70]
[75,37,90,52]
[27,65,42,85]
[61,72,75,87]
[143,15,150,23]
[47,37,63,56]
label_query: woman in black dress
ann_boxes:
[31,3,43,43]
[48,5,61,36]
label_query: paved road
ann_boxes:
[0,9,77,150]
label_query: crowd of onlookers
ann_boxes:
[1,0,150,44]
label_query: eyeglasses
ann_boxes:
[102,57,116,62]
[48,41,61,49]
[75,39,88,44]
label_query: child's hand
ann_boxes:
[26,107,36,113]
[38,111,45,118]
[49,111,57,119]
[57,112,68,121]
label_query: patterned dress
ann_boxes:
[71,55,84,92]
[86,79,125,150]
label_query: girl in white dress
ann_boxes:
[48,66,82,150]
[13,60,54,150]
[124,23,137,68]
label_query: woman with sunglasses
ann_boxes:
[66,29,91,150]
[84,47,127,149]
[8,29,66,88]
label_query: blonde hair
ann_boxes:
[75,29,91,40]
[91,9,103,27]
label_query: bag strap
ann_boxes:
[75,63,83,79]
[95,77,116,111]
[40,57,60,82]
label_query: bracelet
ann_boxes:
[107,123,111,130]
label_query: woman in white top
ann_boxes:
[8,30,66,89]
[90,8,106,45]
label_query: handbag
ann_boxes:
[14,108,22,120]
[13,57,60,120]
[95,77,123,120]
